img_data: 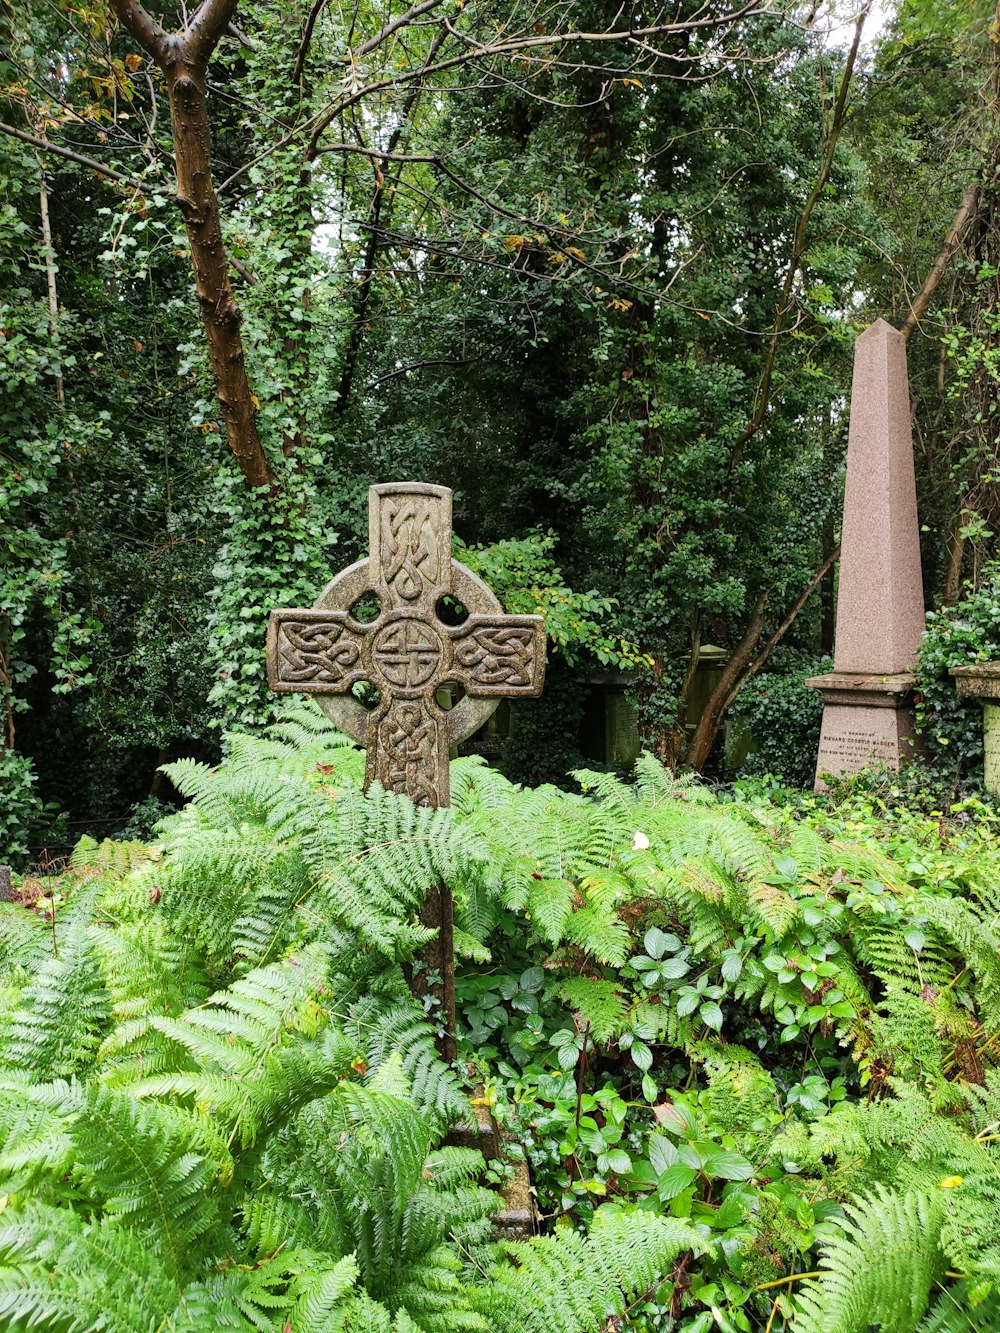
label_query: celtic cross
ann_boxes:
[266,483,546,1060]
[267,482,546,807]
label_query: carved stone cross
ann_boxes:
[266,482,546,1055]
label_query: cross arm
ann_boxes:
[450,615,546,697]
[267,609,367,694]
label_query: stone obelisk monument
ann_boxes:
[806,320,925,786]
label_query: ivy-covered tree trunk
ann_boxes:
[109,0,275,493]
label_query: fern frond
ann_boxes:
[794,1186,946,1333]
[3,923,109,1079]
[474,1207,711,1333]
[0,1202,176,1332]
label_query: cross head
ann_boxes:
[266,482,546,808]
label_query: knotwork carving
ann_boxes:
[274,618,360,685]
[267,483,546,809]
[372,619,443,689]
[454,626,536,688]
[374,700,441,807]
[381,497,441,601]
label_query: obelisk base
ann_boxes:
[806,672,921,789]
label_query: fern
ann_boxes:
[473,1207,712,1332]
[3,922,109,1078]
[794,1186,947,1333]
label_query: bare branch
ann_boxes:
[902,181,980,340]
[0,120,145,187]
[108,0,170,66]
[351,0,448,60]
[219,2,780,185]
[366,357,476,389]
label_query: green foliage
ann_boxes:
[796,1187,947,1333]
[5,713,1000,1327]
[729,652,832,787]
[915,569,1000,782]
[458,533,648,671]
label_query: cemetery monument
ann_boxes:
[266,481,546,1058]
[806,319,926,785]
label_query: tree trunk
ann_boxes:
[109,0,275,493]
[684,544,841,772]
[166,66,273,489]
[684,593,769,773]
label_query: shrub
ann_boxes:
[915,571,1000,786]
[729,650,831,786]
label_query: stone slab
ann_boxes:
[813,699,921,785]
[806,670,915,708]
[950,662,1000,700]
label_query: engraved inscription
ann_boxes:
[276,619,360,684]
[382,497,441,600]
[373,620,443,688]
[455,626,538,688]
[820,726,898,765]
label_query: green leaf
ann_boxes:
[703,1151,754,1181]
[657,1163,699,1200]
[721,951,743,983]
[648,1133,678,1175]
[699,1002,723,1031]
[644,927,681,958]
[602,1148,632,1175]
[630,1040,653,1071]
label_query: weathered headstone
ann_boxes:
[266,482,546,1058]
[949,663,1000,794]
[806,320,925,785]
[0,866,12,904]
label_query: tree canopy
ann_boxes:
[2,0,998,853]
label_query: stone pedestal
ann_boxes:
[807,320,925,787]
[950,663,1000,795]
[806,672,921,782]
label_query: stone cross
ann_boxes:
[266,482,546,1055]
[807,320,926,786]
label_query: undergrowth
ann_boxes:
[1,704,999,1330]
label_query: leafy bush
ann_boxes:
[915,572,1000,785]
[728,650,831,787]
[3,708,1000,1330]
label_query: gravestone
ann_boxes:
[949,663,1000,795]
[806,320,925,786]
[267,481,546,1058]
[0,866,12,904]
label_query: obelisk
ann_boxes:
[806,320,925,786]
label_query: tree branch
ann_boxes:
[726,0,871,476]
[901,182,980,341]
[683,543,841,771]
[0,120,145,187]
[108,0,169,65]
[187,0,241,69]
[291,0,331,88]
